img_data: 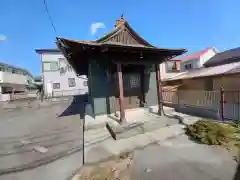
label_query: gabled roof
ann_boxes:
[204,47,240,67]
[165,61,240,81]
[174,47,215,62]
[56,16,187,75]
[96,18,153,47]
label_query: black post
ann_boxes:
[82,116,85,165]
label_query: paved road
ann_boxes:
[132,135,238,180]
[0,96,88,180]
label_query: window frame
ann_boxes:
[42,61,59,72]
[53,83,61,89]
[166,61,178,73]
[83,81,88,87]
[0,67,5,72]
[184,63,192,70]
[129,75,140,88]
[68,78,76,87]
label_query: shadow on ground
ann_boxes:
[234,161,240,180]
[58,94,93,119]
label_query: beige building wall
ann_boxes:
[213,75,240,90]
[180,78,206,90]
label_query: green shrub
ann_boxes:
[186,120,235,145]
[230,120,240,129]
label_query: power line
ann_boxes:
[43,0,57,35]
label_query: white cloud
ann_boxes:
[0,35,7,41]
[91,22,105,35]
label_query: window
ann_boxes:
[43,62,59,71]
[184,64,192,70]
[53,83,60,89]
[129,75,140,88]
[83,81,88,87]
[67,65,73,72]
[58,58,66,63]
[7,68,12,72]
[166,61,177,72]
[0,67,5,72]
[59,57,73,72]
[68,78,76,87]
[12,69,16,74]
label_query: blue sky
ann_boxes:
[0,0,240,75]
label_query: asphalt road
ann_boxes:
[0,97,238,180]
[0,96,87,180]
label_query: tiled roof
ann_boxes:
[58,38,187,55]
[166,61,240,81]
[174,47,214,62]
[204,47,240,67]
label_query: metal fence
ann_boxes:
[162,88,240,121]
[52,89,88,98]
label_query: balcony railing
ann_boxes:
[0,71,27,85]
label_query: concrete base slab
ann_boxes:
[84,124,186,165]
[106,114,179,140]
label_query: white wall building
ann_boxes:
[178,47,218,71]
[160,59,183,80]
[35,49,88,97]
[0,62,34,101]
[159,47,218,81]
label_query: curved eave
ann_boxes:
[56,37,187,75]
[57,37,186,58]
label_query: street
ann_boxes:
[0,97,86,180]
[0,98,238,180]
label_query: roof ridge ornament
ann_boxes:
[114,14,125,28]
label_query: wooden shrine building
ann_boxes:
[56,16,186,122]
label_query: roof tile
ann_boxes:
[174,47,213,62]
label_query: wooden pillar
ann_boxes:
[117,63,126,122]
[140,68,145,107]
[155,64,162,115]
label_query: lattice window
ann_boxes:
[130,75,140,88]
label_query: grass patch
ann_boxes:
[186,120,240,161]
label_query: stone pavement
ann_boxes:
[85,124,185,164]
[131,135,238,180]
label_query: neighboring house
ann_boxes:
[164,47,240,90]
[174,47,217,71]
[35,49,88,97]
[163,47,240,120]
[160,59,182,80]
[161,47,218,81]
[0,62,34,101]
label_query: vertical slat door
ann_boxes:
[115,73,142,110]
